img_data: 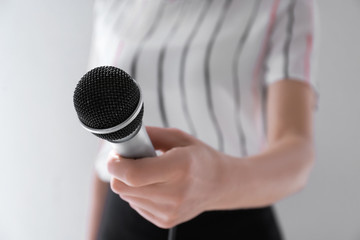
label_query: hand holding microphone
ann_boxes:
[72,66,235,230]
[106,125,228,229]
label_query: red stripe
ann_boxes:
[305,34,313,83]
[305,0,314,83]
[252,0,280,148]
[252,0,280,90]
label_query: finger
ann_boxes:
[107,151,183,187]
[129,203,175,229]
[121,195,172,221]
[145,126,194,152]
[110,177,180,204]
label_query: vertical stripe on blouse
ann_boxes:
[204,0,232,152]
[157,2,186,127]
[130,2,166,79]
[179,0,213,137]
[232,0,262,156]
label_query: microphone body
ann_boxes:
[111,125,156,158]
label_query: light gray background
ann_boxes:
[0,0,359,239]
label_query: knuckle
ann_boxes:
[148,218,167,229]
[159,216,176,229]
[168,128,189,141]
[155,221,169,229]
[171,127,198,143]
[110,178,121,194]
[168,127,183,135]
[123,169,139,187]
[118,193,129,202]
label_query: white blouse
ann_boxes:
[88,0,319,182]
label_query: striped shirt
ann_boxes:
[90,0,318,182]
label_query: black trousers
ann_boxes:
[97,186,283,240]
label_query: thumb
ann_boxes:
[145,126,193,152]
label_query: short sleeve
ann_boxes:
[265,0,319,96]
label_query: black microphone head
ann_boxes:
[73,66,144,142]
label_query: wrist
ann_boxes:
[205,153,255,211]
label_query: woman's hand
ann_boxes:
[106,80,316,229]
[107,126,232,229]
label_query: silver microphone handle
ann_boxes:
[111,125,156,159]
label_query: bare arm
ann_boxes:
[87,172,108,240]
[106,79,316,228]
[215,79,316,209]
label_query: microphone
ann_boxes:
[73,66,156,159]
[73,66,177,240]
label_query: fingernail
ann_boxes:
[109,150,120,159]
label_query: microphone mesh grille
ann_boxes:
[73,66,143,141]
[94,106,144,141]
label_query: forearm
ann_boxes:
[88,171,109,240]
[215,135,314,210]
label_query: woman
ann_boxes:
[87,0,318,239]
